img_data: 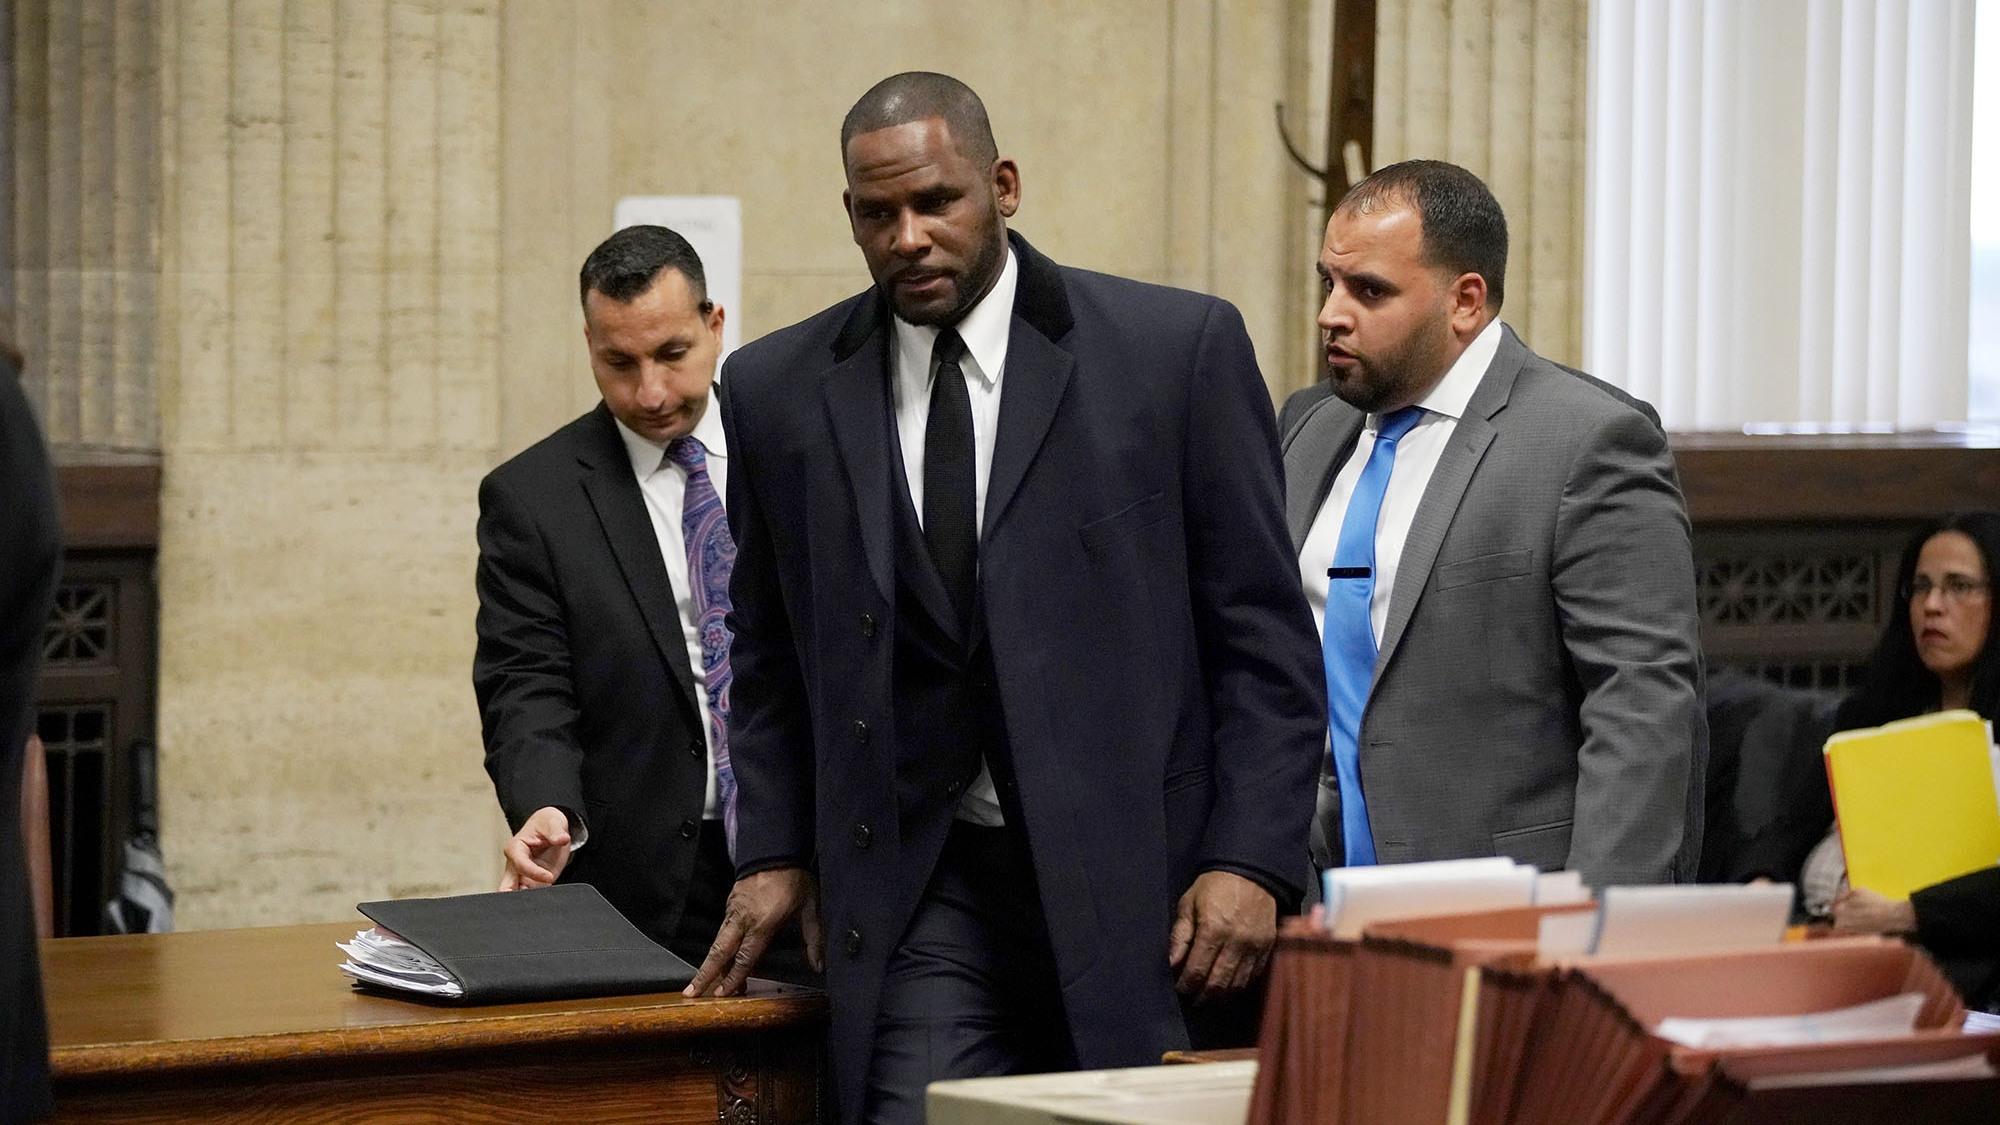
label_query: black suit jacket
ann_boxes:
[1,361,58,1122]
[719,232,1326,1123]
[473,403,714,945]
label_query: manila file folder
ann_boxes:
[1825,710,2000,899]
[356,883,699,1004]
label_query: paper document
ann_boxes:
[337,927,464,998]
[1748,1054,1998,1089]
[1321,858,1537,939]
[927,1060,1255,1125]
[1536,909,1598,957]
[1531,869,1589,905]
[1653,991,1925,1049]
[1825,710,2000,898]
[1590,883,1792,956]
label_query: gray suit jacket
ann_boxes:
[1281,325,1706,887]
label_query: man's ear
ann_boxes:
[706,303,726,340]
[992,159,1021,219]
[1450,273,1489,336]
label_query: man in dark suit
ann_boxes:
[2,348,60,1122]
[474,226,809,975]
[684,73,1325,1123]
[1282,160,1705,890]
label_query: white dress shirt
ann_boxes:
[1300,318,1504,645]
[889,247,1019,827]
[616,395,728,821]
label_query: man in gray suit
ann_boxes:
[1283,159,1705,889]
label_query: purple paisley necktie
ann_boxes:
[664,436,737,857]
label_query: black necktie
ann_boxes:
[923,329,977,625]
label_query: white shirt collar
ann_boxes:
[891,247,1019,386]
[612,388,727,479]
[1399,317,1503,425]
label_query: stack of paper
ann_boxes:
[927,1059,1255,1124]
[1321,857,1542,939]
[1495,938,1996,1124]
[1825,710,2000,898]
[1251,887,2000,1123]
[337,927,464,998]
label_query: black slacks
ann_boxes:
[862,821,1075,1125]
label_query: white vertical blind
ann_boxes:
[1586,0,1975,429]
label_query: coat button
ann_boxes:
[679,818,698,840]
[852,719,869,743]
[687,739,703,759]
[860,613,877,638]
[945,779,963,796]
[844,928,863,957]
[852,822,872,849]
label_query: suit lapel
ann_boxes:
[576,407,702,715]
[983,322,1072,544]
[1373,333,1525,683]
[822,292,899,607]
[982,232,1076,544]
[1284,394,1364,554]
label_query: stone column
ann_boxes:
[8,0,161,451]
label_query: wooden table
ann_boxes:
[41,922,826,1123]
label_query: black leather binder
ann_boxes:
[355,883,699,1004]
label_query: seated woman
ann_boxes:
[1733,512,1999,1010]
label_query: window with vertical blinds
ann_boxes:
[1585,0,1977,430]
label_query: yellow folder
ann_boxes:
[1826,710,2000,899]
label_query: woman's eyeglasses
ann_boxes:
[1903,575,1992,603]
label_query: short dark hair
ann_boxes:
[1336,159,1509,311]
[840,71,998,168]
[1838,511,2000,730]
[579,225,711,312]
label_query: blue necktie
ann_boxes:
[1324,406,1424,867]
[664,437,738,858]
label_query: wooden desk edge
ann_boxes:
[52,991,828,1082]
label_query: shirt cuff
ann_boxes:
[561,806,589,851]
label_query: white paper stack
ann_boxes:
[1320,857,1540,939]
[336,926,463,998]
[1588,883,1794,957]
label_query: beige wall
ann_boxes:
[12,0,1320,928]
[1375,0,1589,366]
[1305,0,1589,367]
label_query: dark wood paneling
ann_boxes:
[54,460,161,550]
[1672,430,2000,685]
[1673,430,2000,525]
[1327,0,1378,206]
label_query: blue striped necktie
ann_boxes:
[1324,406,1424,867]
[664,436,737,858]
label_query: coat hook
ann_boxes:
[1274,102,1328,180]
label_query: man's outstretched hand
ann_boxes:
[498,806,573,891]
[683,866,823,997]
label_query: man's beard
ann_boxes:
[1326,306,1454,414]
[883,226,1008,327]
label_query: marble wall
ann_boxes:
[11,0,1321,927]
